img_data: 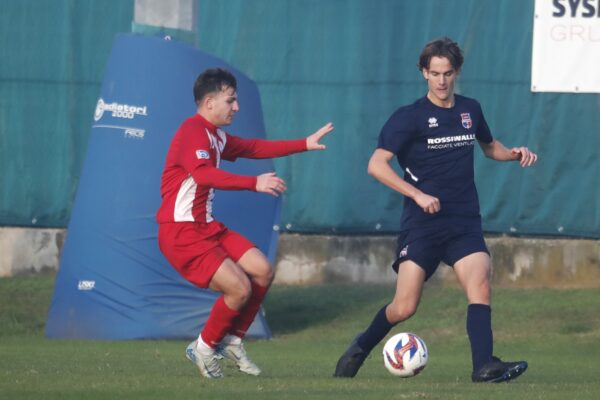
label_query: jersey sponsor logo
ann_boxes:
[94,98,148,121]
[427,134,476,150]
[461,113,472,129]
[428,117,438,128]
[196,149,210,160]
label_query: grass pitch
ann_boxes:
[1,276,599,400]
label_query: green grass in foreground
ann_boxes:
[1,276,599,400]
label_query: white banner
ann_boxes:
[531,0,600,93]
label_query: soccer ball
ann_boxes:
[382,332,428,377]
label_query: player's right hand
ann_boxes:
[510,146,538,167]
[414,192,441,214]
[256,172,287,197]
[306,122,334,150]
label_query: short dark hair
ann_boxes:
[418,37,464,71]
[193,68,237,104]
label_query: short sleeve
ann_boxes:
[475,103,493,144]
[377,107,417,154]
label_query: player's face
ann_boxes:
[422,56,459,107]
[206,86,239,126]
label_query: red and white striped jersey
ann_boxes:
[156,113,306,224]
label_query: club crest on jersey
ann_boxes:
[461,113,472,129]
[196,149,210,160]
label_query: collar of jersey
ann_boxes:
[194,113,218,134]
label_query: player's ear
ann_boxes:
[421,68,429,80]
[204,95,214,110]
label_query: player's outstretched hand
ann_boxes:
[256,172,287,197]
[306,122,334,150]
[511,147,538,167]
[414,192,441,214]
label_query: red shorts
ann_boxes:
[158,221,255,288]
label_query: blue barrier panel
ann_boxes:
[46,34,276,339]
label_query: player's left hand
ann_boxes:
[256,172,287,197]
[306,122,334,150]
[511,147,538,167]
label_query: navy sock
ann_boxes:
[467,304,493,372]
[357,305,395,353]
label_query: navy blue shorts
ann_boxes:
[392,224,489,281]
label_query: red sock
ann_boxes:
[201,295,241,348]
[230,282,269,339]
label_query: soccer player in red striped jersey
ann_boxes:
[157,68,333,379]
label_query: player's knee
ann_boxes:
[239,280,252,304]
[253,262,274,287]
[262,266,274,285]
[227,278,252,306]
[467,280,491,304]
[387,303,418,324]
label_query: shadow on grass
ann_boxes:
[1,275,395,338]
[0,275,55,336]
[263,284,394,335]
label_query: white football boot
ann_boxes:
[185,340,224,379]
[217,335,261,376]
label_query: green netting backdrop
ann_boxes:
[1,0,598,237]
[0,0,133,227]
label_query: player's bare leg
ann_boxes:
[454,252,527,383]
[186,259,251,379]
[386,260,426,323]
[237,248,274,288]
[335,261,425,377]
[209,259,252,310]
[454,251,491,305]
[217,248,273,376]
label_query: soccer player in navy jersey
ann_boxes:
[334,37,537,382]
[157,68,333,379]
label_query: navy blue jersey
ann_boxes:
[377,94,493,229]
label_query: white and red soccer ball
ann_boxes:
[382,332,428,377]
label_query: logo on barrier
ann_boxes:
[77,280,96,291]
[124,128,145,139]
[92,124,146,140]
[94,98,148,121]
[94,99,105,121]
